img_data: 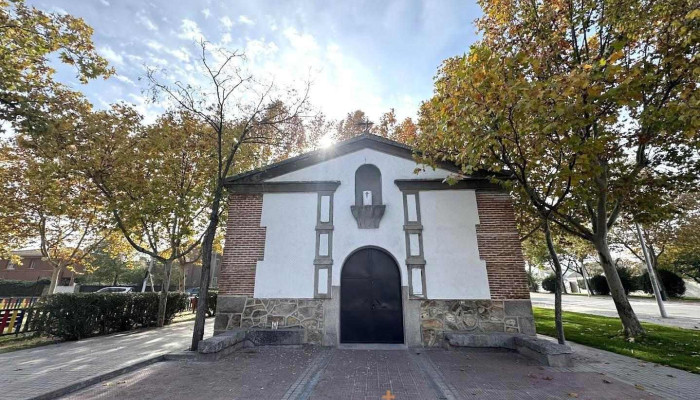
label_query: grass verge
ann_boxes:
[533,307,700,374]
[0,333,62,354]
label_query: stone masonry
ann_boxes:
[420,299,535,346]
[216,296,325,344]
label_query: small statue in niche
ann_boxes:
[351,165,386,228]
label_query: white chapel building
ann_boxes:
[214,134,534,347]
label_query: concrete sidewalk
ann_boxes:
[531,292,700,330]
[0,319,212,400]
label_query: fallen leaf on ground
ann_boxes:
[602,379,612,384]
[635,384,645,391]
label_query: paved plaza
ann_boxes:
[0,319,213,400]
[531,292,700,330]
[62,344,698,400]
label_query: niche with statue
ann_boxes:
[350,164,385,228]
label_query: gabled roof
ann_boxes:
[225,134,463,185]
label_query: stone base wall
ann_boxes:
[420,299,535,346]
[215,295,325,344]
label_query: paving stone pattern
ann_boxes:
[62,346,685,400]
[309,349,439,400]
[0,320,213,400]
[65,347,322,400]
[426,348,659,399]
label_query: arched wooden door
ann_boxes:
[340,248,404,344]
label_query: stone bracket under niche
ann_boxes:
[350,204,386,229]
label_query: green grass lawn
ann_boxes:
[533,307,700,374]
[0,333,61,354]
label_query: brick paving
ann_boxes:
[0,319,213,400]
[561,339,700,400]
[309,349,438,400]
[65,347,322,400]
[60,345,686,400]
[426,348,659,399]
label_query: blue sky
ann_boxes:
[31,0,482,122]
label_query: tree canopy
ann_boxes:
[417,0,699,337]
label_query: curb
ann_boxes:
[29,355,166,400]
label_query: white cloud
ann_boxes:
[178,19,205,41]
[283,27,318,53]
[100,46,124,65]
[114,75,136,86]
[220,16,233,30]
[137,12,158,31]
[100,0,110,6]
[201,8,210,19]
[238,15,255,25]
[221,33,232,44]
[145,40,164,52]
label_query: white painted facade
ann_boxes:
[253,148,492,300]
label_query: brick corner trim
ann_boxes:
[219,193,266,296]
[475,191,530,300]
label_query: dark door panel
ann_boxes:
[340,248,404,344]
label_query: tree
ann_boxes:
[82,238,144,286]
[335,109,418,144]
[417,0,699,338]
[0,0,111,128]
[2,139,111,293]
[335,110,371,141]
[146,42,310,350]
[80,107,214,326]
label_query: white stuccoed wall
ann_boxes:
[254,192,318,298]
[254,148,491,299]
[420,191,490,299]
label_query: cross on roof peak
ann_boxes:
[355,118,373,134]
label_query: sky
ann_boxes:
[29,0,482,122]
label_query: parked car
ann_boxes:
[96,287,133,293]
[185,287,200,298]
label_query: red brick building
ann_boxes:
[0,249,81,286]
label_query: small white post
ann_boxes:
[635,222,668,318]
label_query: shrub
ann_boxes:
[616,267,637,295]
[31,292,188,340]
[541,275,556,293]
[527,271,539,292]
[639,269,686,298]
[0,279,49,297]
[590,275,610,295]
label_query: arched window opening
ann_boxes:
[354,164,382,206]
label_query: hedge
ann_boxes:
[590,275,610,295]
[639,269,686,298]
[31,292,188,340]
[0,279,50,297]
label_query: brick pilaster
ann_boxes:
[219,193,266,296]
[475,191,530,300]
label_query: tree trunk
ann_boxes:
[157,259,173,327]
[112,272,119,286]
[544,222,566,345]
[191,195,220,351]
[592,234,645,338]
[48,266,61,294]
